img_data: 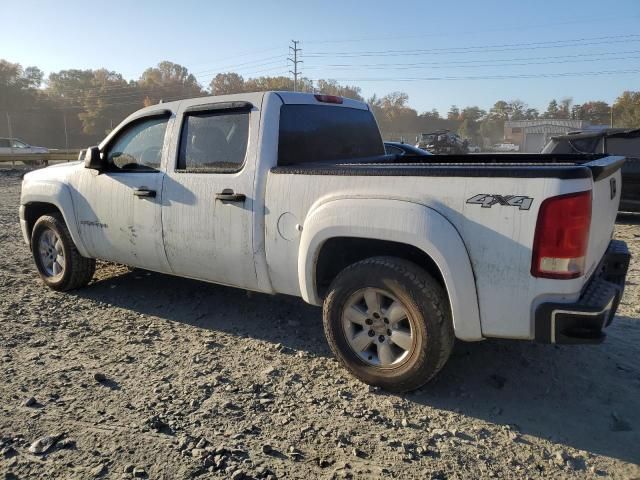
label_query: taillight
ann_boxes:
[314,94,343,104]
[531,190,592,279]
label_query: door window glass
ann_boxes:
[11,139,27,148]
[178,111,249,172]
[106,116,168,171]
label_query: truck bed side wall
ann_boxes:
[264,171,594,340]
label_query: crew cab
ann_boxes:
[20,92,631,391]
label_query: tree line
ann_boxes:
[1,58,638,149]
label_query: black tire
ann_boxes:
[323,256,454,392]
[31,214,95,291]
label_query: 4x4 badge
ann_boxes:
[466,194,534,210]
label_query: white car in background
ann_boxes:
[492,143,520,152]
[0,137,49,155]
[0,138,49,166]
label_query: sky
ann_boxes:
[2,0,639,115]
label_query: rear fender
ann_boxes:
[299,198,483,341]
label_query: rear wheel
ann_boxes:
[323,256,454,392]
[31,214,95,291]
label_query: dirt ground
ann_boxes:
[1,167,639,480]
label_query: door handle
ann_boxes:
[216,189,246,202]
[133,188,156,198]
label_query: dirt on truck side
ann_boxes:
[0,167,639,479]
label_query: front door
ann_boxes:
[70,114,172,272]
[161,102,258,290]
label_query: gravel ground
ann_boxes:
[1,167,639,480]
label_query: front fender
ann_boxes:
[298,198,483,341]
[20,180,89,257]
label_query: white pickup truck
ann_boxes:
[20,92,631,391]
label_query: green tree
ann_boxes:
[488,100,509,120]
[508,99,527,120]
[543,99,560,119]
[447,105,460,121]
[77,69,133,135]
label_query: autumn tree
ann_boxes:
[209,72,246,95]
[315,79,363,101]
[138,61,204,105]
[613,91,640,128]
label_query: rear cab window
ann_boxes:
[177,109,250,173]
[277,105,384,166]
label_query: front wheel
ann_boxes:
[31,214,95,291]
[323,256,454,392]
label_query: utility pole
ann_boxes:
[6,112,14,166]
[610,104,614,128]
[288,40,303,92]
[63,111,69,151]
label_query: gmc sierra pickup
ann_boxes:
[20,92,631,391]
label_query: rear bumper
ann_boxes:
[534,240,630,344]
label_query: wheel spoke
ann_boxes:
[390,329,412,351]
[54,239,63,254]
[52,261,61,276]
[385,301,407,325]
[344,305,369,326]
[350,331,373,352]
[377,342,394,366]
[363,289,381,314]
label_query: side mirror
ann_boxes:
[84,146,105,170]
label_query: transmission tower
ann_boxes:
[288,40,303,92]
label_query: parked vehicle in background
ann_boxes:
[384,141,433,157]
[416,130,468,154]
[0,137,49,166]
[20,92,630,392]
[467,144,481,153]
[492,143,520,152]
[542,128,640,213]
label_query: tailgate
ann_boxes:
[584,156,625,279]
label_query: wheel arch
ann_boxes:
[298,198,483,341]
[20,181,88,257]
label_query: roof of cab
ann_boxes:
[126,91,368,117]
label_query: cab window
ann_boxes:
[106,116,169,171]
[177,110,249,172]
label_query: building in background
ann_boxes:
[504,119,608,153]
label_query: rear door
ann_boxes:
[161,100,259,290]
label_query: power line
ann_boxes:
[306,68,640,82]
[303,15,640,45]
[304,54,640,72]
[303,49,640,69]
[288,40,303,92]
[305,33,640,57]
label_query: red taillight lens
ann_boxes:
[314,94,343,104]
[531,190,592,279]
